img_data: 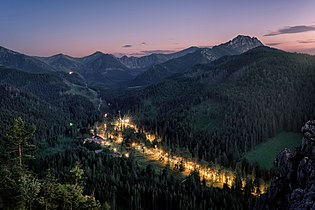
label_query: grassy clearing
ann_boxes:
[244,132,302,170]
[64,81,99,105]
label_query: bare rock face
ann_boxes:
[255,120,315,210]
[274,149,293,180]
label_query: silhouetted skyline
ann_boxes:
[1,0,314,56]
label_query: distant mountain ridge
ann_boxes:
[0,46,55,73]
[38,53,82,72]
[79,52,133,86]
[120,46,315,177]
[214,35,263,53]
[131,35,263,86]
[118,46,199,70]
[0,35,263,88]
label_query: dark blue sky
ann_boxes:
[1,0,314,56]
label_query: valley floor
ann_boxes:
[93,115,268,195]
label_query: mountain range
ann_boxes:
[1,34,315,210]
[119,45,315,174]
[0,35,263,88]
[131,35,263,86]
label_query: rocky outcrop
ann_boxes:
[255,120,315,210]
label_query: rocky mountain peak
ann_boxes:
[255,120,315,210]
[220,35,264,53]
[230,35,262,45]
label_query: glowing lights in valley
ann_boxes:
[96,114,267,195]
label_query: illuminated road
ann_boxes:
[97,116,267,195]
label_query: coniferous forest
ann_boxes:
[0,45,315,209]
[1,1,315,206]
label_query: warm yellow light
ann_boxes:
[95,111,265,195]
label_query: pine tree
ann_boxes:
[4,117,36,169]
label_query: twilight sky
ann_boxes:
[0,0,315,57]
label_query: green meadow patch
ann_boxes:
[245,132,302,170]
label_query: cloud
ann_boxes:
[141,42,146,45]
[264,25,315,36]
[293,48,315,55]
[298,39,315,44]
[141,50,176,55]
[266,42,282,46]
[122,44,132,48]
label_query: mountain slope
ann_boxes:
[120,46,315,169]
[38,53,82,72]
[0,66,99,143]
[0,46,136,88]
[0,36,262,88]
[0,46,55,73]
[0,66,99,105]
[0,84,66,139]
[119,46,199,70]
[79,52,133,87]
[131,35,263,86]
[39,51,135,87]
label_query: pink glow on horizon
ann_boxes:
[1,1,315,57]
[262,31,315,55]
[13,35,315,57]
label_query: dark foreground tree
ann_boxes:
[4,117,36,169]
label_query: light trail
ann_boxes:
[97,116,268,195]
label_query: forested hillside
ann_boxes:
[131,35,263,86]
[119,47,315,172]
[0,67,99,142]
[0,65,257,210]
[1,46,315,210]
[0,46,55,73]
